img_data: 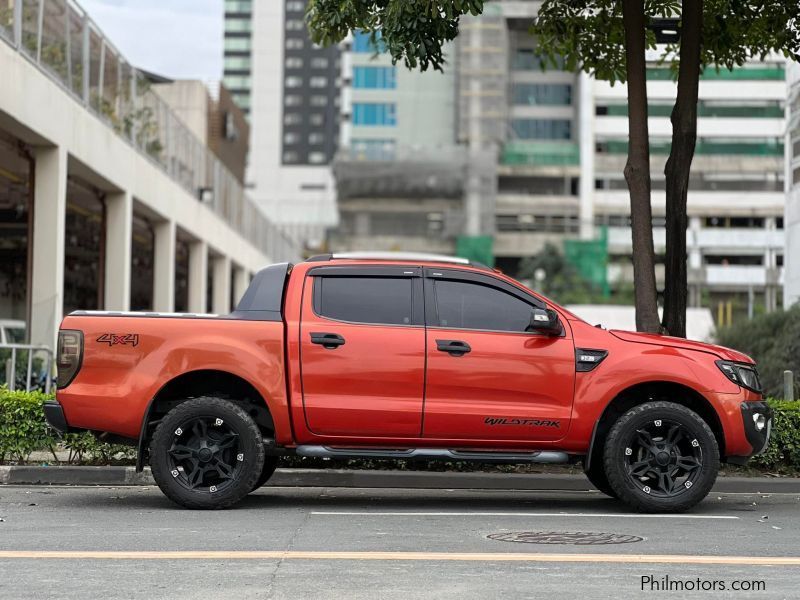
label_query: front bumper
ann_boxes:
[727,401,773,465]
[43,400,69,433]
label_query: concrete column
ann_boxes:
[232,265,250,309]
[30,146,67,349]
[187,240,208,313]
[152,220,176,312]
[103,191,132,311]
[211,255,232,315]
[688,217,702,269]
[578,70,595,240]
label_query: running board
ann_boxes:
[295,445,569,464]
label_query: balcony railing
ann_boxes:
[0,0,299,263]
[501,141,580,167]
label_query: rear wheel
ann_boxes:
[150,396,265,509]
[604,401,719,513]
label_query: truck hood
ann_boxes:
[608,330,754,363]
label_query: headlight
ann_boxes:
[715,360,762,394]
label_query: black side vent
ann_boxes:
[575,348,608,372]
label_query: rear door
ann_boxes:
[299,265,426,437]
[422,269,575,442]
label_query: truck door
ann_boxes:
[422,269,575,442]
[299,265,426,437]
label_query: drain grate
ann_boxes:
[488,531,644,545]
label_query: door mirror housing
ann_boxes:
[527,308,562,336]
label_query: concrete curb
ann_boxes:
[1,466,799,493]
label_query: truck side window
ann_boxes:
[315,276,414,325]
[433,280,534,332]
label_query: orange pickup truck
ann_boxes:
[46,252,771,512]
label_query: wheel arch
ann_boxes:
[585,380,725,471]
[136,369,274,471]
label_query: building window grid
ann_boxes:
[352,103,397,126]
[353,66,397,89]
[512,83,572,106]
[510,119,572,140]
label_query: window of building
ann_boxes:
[224,37,251,52]
[512,83,572,106]
[351,139,396,160]
[310,95,328,107]
[309,113,324,126]
[315,277,413,325]
[286,19,304,31]
[224,75,250,89]
[284,113,302,125]
[353,66,397,89]
[285,95,302,107]
[284,132,300,144]
[286,1,305,11]
[510,119,571,140]
[703,255,764,266]
[309,151,327,164]
[433,280,535,333]
[286,38,304,50]
[309,132,325,145]
[311,57,330,69]
[309,76,328,88]
[512,48,563,71]
[225,0,251,13]
[224,56,251,71]
[777,217,784,229]
[285,76,303,88]
[226,18,251,33]
[352,30,385,53]
[285,57,303,69]
[704,216,766,228]
[283,151,299,163]
[352,103,397,126]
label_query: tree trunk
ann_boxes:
[622,0,661,333]
[662,0,702,338]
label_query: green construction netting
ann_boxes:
[563,227,609,296]
[456,235,494,267]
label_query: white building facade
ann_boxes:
[785,62,800,308]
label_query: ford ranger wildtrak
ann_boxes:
[45,252,772,512]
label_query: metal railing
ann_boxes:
[1,343,54,393]
[0,0,300,263]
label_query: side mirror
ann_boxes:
[527,308,562,336]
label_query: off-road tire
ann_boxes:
[150,396,265,509]
[604,401,719,513]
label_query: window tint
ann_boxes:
[434,280,534,332]
[316,277,413,325]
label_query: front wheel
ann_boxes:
[604,401,719,513]
[150,396,265,509]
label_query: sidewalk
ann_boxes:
[2,466,799,493]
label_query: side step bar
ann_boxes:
[295,445,569,464]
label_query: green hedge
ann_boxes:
[0,388,136,465]
[0,388,798,473]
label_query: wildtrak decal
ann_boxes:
[484,417,560,428]
[96,333,139,347]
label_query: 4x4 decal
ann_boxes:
[96,333,139,347]
[484,417,560,428]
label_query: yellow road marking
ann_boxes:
[0,551,797,565]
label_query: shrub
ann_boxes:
[0,387,136,465]
[715,305,800,400]
[0,388,57,463]
[749,400,800,472]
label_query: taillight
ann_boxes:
[56,329,83,389]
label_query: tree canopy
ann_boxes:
[307,0,800,78]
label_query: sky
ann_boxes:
[80,0,223,81]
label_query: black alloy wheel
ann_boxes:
[150,396,265,509]
[604,401,719,513]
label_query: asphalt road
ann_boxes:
[0,484,798,599]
